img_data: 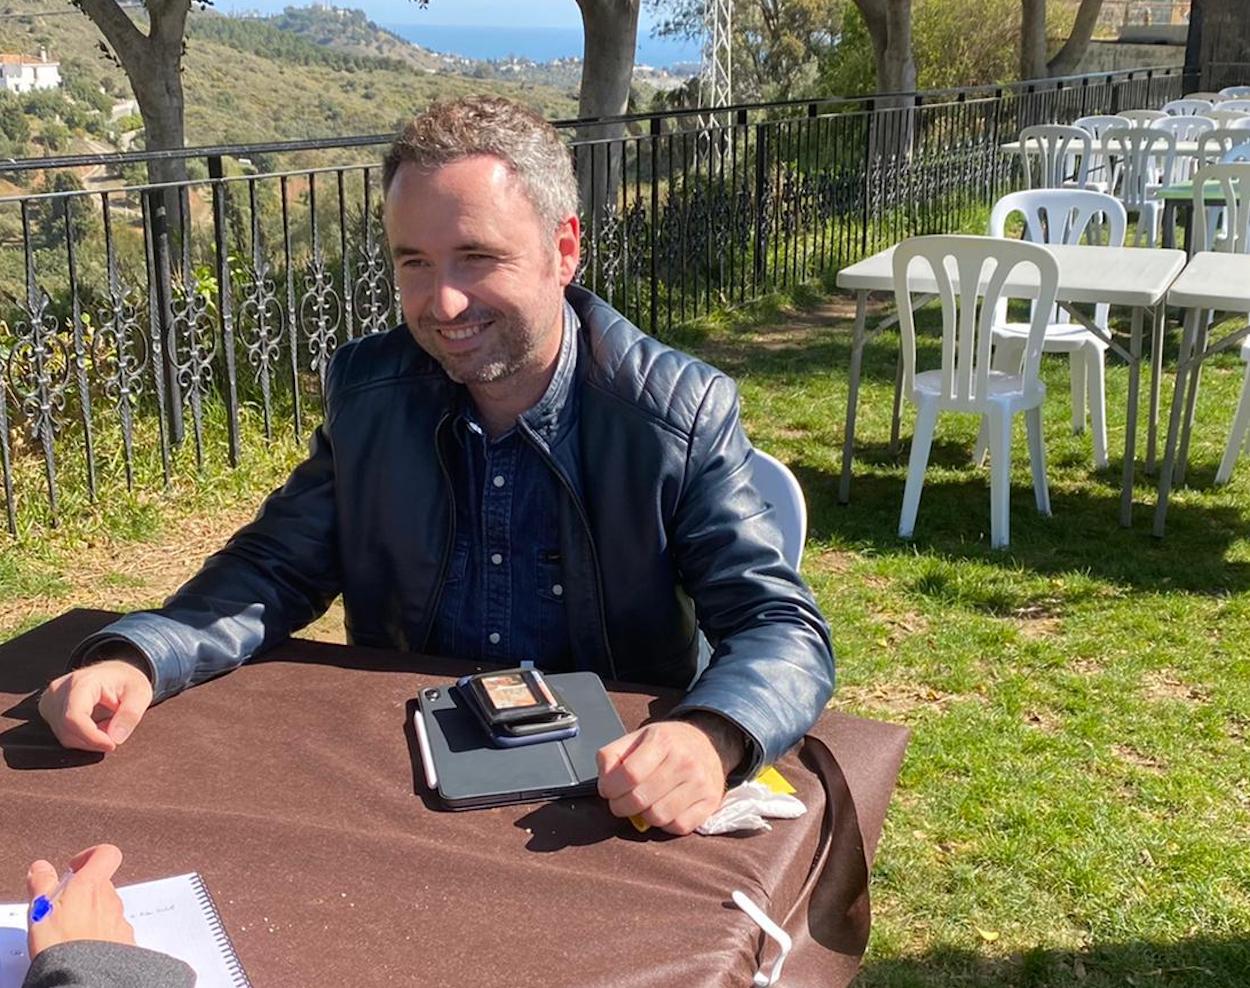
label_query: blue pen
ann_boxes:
[30,868,74,924]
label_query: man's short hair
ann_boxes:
[382,96,579,232]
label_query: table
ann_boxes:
[1155,179,1245,249]
[1001,139,1203,158]
[835,241,1187,527]
[1153,251,1250,536]
[0,610,909,988]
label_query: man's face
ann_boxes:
[383,156,579,387]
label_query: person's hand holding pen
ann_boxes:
[26,845,134,960]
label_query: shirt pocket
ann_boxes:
[443,531,471,584]
[535,549,566,603]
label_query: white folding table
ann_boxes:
[1000,139,1203,158]
[1153,251,1250,536]
[835,241,1187,528]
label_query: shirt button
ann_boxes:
[552,584,564,597]
[491,552,503,565]
[492,475,505,488]
[488,632,501,645]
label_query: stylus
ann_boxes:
[414,705,438,790]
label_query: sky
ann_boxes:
[211,0,670,33]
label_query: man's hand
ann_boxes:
[26,844,135,959]
[596,713,745,836]
[38,657,153,753]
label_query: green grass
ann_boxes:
[2,282,1249,985]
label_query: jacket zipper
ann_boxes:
[421,411,456,651]
[518,421,618,681]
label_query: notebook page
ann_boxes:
[0,872,246,988]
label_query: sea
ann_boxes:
[382,23,701,69]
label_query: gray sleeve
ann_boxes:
[22,941,196,988]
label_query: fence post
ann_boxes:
[208,155,241,467]
[860,98,874,258]
[147,186,183,447]
[648,115,660,338]
[753,122,769,288]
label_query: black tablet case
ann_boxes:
[418,671,628,810]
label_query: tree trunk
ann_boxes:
[1194,0,1250,90]
[574,0,640,218]
[1020,0,1047,81]
[853,0,916,162]
[1047,0,1104,77]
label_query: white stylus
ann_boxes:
[414,704,438,790]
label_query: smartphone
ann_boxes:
[456,668,579,748]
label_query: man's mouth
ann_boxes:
[432,320,490,342]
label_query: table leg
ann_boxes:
[839,291,869,505]
[1175,309,1210,489]
[1162,199,1177,250]
[889,349,904,455]
[1146,303,1166,474]
[1153,306,1201,538]
[1120,306,1144,527]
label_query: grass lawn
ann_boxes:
[2,284,1249,985]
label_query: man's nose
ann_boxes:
[426,276,471,323]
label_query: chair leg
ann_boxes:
[975,339,1021,465]
[1069,347,1087,435]
[899,400,939,540]
[1216,362,1250,485]
[1087,344,1109,471]
[1025,406,1051,517]
[988,407,1013,549]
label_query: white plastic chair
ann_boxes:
[1197,129,1250,166]
[1191,162,1250,254]
[1207,108,1250,128]
[1219,86,1250,99]
[1120,108,1168,127]
[982,189,1127,470]
[1154,116,1216,180]
[1220,99,1250,113]
[748,449,807,569]
[1185,91,1225,102]
[893,236,1060,549]
[1218,339,1250,485]
[1074,114,1129,191]
[1224,142,1250,163]
[1017,125,1092,189]
[1163,98,1214,116]
[1105,126,1177,244]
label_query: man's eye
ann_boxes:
[402,258,430,269]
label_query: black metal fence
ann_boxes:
[0,65,1183,534]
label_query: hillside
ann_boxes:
[0,0,579,159]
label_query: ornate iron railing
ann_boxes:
[0,65,1183,534]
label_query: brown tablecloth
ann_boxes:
[0,610,908,987]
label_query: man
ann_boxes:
[38,96,834,835]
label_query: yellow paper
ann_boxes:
[629,813,650,833]
[754,765,796,795]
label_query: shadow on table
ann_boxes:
[794,465,1250,596]
[855,936,1250,987]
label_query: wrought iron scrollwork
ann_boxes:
[300,248,343,393]
[353,238,393,335]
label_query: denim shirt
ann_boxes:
[427,305,578,669]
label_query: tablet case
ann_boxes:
[416,671,627,810]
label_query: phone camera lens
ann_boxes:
[424,688,440,701]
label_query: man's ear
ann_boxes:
[554,215,581,287]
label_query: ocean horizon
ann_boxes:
[383,23,701,69]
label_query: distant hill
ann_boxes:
[0,0,579,161]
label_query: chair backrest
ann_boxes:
[988,189,1125,327]
[1221,99,1250,113]
[1163,98,1214,116]
[1228,117,1250,132]
[1198,128,1250,166]
[1017,125,1092,189]
[1073,114,1129,139]
[1207,108,1250,128]
[1192,162,1250,254]
[1105,126,1178,203]
[1152,115,1216,142]
[892,236,1060,408]
[1185,91,1225,102]
[748,450,807,570]
[1220,87,1250,99]
[1121,108,1168,127]
[1223,142,1250,164]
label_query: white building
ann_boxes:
[0,48,61,95]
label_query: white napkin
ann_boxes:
[696,780,806,835]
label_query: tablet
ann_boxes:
[414,671,627,810]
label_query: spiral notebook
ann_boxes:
[0,872,250,988]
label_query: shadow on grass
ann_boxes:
[857,937,1250,988]
[793,465,1250,597]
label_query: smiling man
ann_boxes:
[38,97,834,835]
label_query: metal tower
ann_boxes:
[698,0,733,128]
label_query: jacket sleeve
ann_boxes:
[66,361,348,703]
[667,374,835,781]
[23,941,196,988]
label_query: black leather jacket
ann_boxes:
[74,286,834,775]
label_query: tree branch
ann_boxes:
[74,0,147,66]
[1047,0,1105,77]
